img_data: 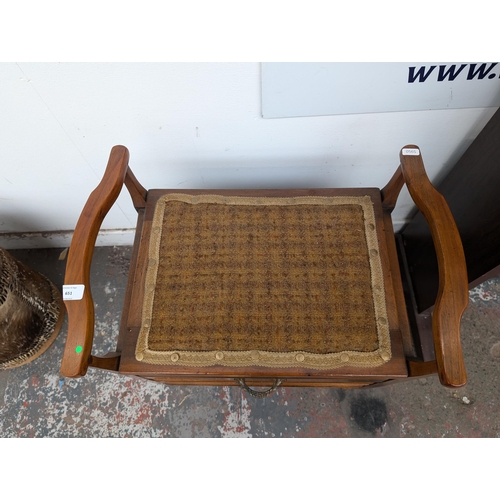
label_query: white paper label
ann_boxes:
[63,284,85,301]
[402,148,420,156]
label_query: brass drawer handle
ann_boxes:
[236,378,283,398]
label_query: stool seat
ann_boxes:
[60,145,469,395]
[135,192,392,370]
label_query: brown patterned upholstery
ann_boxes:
[135,194,391,369]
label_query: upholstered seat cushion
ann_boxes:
[135,194,392,369]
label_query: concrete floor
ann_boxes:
[1,245,499,438]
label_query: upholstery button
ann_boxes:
[136,352,144,361]
[171,353,180,362]
[215,352,224,360]
[251,351,260,361]
[340,353,349,362]
[380,351,391,361]
[296,353,305,362]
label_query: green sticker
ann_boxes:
[75,346,83,353]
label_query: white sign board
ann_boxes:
[261,62,500,118]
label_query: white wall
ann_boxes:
[0,62,497,248]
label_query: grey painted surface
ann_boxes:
[1,246,499,437]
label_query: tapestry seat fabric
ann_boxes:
[135,194,392,369]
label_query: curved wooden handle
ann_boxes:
[399,145,469,387]
[60,146,130,378]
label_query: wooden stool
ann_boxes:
[60,145,468,396]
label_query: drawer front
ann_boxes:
[140,374,391,389]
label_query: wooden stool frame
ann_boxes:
[60,145,468,391]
